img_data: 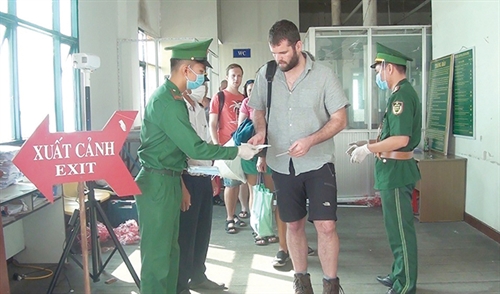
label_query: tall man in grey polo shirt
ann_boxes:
[248,20,349,294]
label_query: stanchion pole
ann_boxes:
[77,182,91,294]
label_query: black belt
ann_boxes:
[142,167,182,177]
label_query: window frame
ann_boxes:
[0,0,80,144]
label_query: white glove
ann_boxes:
[237,144,260,160]
[350,144,371,163]
[348,140,369,147]
[345,144,357,156]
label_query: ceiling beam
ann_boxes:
[342,0,363,25]
[395,0,431,24]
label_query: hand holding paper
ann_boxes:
[237,144,260,160]
[350,144,371,163]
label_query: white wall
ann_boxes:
[160,0,298,91]
[218,0,299,84]
[432,0,500,232]
[78,0,298,126]
[79,0,161,129]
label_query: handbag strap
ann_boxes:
[257,172,264,185]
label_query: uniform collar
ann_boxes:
[165,79,183,100]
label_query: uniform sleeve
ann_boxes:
[209,93,220,114]
[388,93,414,136]
[155,98,238,160]
[247,66,267,111]
[323,67,350,115]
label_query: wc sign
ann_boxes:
[233,48,251,58]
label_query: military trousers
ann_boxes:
[380,184,418,294]
[135,168,182,294]
[177,174,213,292]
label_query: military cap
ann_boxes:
[371,43,413,68]
[165,38,213,68]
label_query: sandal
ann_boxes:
[233,215,247,227]
[213,195,225,206]
[266,235,279,244]
[225,220,237,234]
[238,210,249,219]
[254,236,268,246]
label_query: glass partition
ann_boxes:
[304,26,431,130]
[315,31,369,129]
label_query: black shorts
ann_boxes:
[272,160,338,223]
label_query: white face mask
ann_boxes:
[189,85,206,103]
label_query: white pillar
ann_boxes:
[362,0,377,26]
[331,0,341,25]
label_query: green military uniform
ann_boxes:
[134,39,238,294]
[372,43,422,294]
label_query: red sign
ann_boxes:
[12,111,142,202]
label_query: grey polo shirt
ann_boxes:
[248,53,349,175]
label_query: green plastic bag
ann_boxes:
[250,182,274,237]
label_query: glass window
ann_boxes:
[0,0,7,13]
[138,30,161,118]
[60,0,72,36]
[16,0,53,29]
[61,43,76,131]
[17,26,55,137]
[0,26,13,142]
[315,35,368,129]
[0,22,5,39]
[371,34,423,128]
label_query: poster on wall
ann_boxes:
[426,54,454,155]
[452,48,474,137]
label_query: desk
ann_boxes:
[414,152,467,222]
[1,182,65,263]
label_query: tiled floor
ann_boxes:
[7,205,500,294]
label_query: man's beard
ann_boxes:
[279,49,300,72]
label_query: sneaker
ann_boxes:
[308,246,315,256]
[293,273,314,294]
[272,250,290,267]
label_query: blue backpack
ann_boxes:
[232,60,277,146]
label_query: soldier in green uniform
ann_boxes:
[134,39,259,294]
[348,43,421,294]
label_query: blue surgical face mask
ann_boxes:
[376,72,389,91]
[186,66,205,90]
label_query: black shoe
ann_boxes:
[272,250,290,267]
[213,195,225,206]
[189,278,226,290]
[376,275,394,287]
[386,288,398,294]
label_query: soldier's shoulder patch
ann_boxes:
[170,89,183,100]
[392,101,404,115]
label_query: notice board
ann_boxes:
[426,55,454,155]
[452,49,474,137]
